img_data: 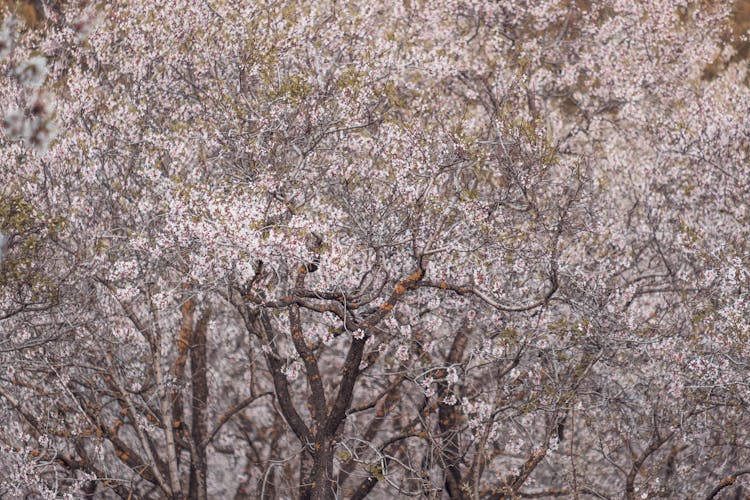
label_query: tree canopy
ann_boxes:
[1,1,749,498]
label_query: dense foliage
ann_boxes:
[1,1,749,498]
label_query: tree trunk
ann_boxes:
[301,438,335,500]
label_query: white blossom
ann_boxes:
[15,56,48,88]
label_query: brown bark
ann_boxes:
[172,296,195,441]
[189,308,211,500]
[438,325,469,499]
[301,437,336,500]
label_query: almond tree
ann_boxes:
[1,1,749,499]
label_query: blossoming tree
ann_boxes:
[1,0,749,498]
